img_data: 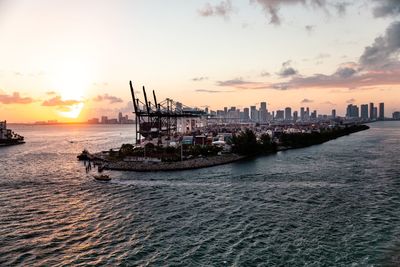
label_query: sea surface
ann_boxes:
[0,121,400,266]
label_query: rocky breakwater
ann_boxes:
[103,153,245,172]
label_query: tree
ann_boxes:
[230,129,259,155]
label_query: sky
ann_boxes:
[0,0,400,122]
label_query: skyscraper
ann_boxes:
[260,102,267,122]
[243,108,250,121]
[361,104,369,119]
[346,104,359,118]
[300,107,305,121]
[369,103,374,120]
[379,102,385,120]
[250,106,258,122]
[331,109,336,119]
[293,111,298,121]
[284,107,292,121]
[276,110,284,120]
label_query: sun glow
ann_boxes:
[50,60,93,119]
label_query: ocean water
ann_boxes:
[0,121,400,266]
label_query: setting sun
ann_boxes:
[49,60,93,119]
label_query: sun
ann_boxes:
[50,60,93,119]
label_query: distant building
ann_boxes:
[250,106,258,122]
[101,116,108,124]
[331,109,336,119]
[369,103,374,120]
[243,108,250,121]
[260,102,267,122]
[373,107,378,120]
[393,111,400,120]
[379,102,385,120]
[275,110,284,120]
[300,107,305,121]
[293,111,298,121]
[88,118,99,124]
[284,107,292,121]
[305,107,310,120]
[311,110,317,119]
[360,104,368,119]
[346,104,359,118]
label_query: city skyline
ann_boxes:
[1,1,400,122]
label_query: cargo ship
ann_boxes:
[0,121,25,146]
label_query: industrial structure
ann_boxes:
[129,81,204,144]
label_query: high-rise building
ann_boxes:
[311,110,317,119]
[260,102,267,122]
[346,104,359,118]
[331,109,336,119]
[393,111,400,120]
[300,107,305,121]
[369,103,374,120]
[250,106,258,122]
[101,116,108,124]
[243,108,250,121]
[361,104,369,119]
[379,102,385,120]
[118,112,123,123]
[276,110,284,120]
[284,107,292,121]
[306,107,310,120]
[293,111,298,121]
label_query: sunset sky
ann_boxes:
[1,0,400,122]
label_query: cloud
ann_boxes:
[216,77,270,89]
[333,2,349,16]
[359,21,400,68]
[278,60,298,77]
[305,25,315,33]
[42,96,81,107]
[334,66,357,78]
[260,71,270,77]
[301,98,314,103]
[93,94,123,104]
[372,0,400,18]
[346,98,356,104]
[250,0,326,25]
[0,92,34,104]
[195,89,233,93]
[321,101,336,105]
[198,0,233,18]
[270,63,400,90]
[192,77,209,81]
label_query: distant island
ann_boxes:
[80,124,369,172]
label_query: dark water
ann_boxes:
[0,122,400,266]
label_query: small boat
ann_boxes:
[93,174,111,181]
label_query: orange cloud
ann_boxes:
[42,96,81,107]
[0,92,34,104]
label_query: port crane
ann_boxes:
[129,81,204,144]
